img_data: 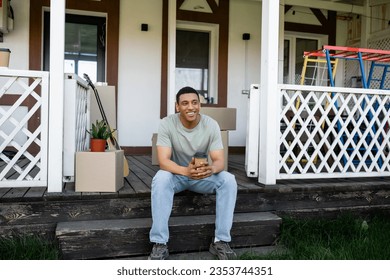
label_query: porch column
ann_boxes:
[167,0,177,115]
[360,0,370,48]
[258,0,280,185]
[278,0,285,84]
[48,0,65,192]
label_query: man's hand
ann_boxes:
[188,158,213,180]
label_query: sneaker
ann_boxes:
[209,241,237,260]
[148,243,169,260]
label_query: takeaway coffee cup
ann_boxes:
[0,48,11,67]
[194,152,208,166]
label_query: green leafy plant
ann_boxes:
[87,120,115,140]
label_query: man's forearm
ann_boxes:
[211,159,224,174]
[159,159,189,177]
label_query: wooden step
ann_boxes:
[56,212,281,260]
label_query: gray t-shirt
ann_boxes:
[157,113,223,166]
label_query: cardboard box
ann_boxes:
[200,107,237,130]
[0,48,10,67]
[152,133,158,165]
[152,131,229,171]
[75,150,124,192]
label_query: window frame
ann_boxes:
[284,32,327,85]
[176,20,219,104]
[43,12,106,82]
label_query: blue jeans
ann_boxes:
[149,170,238,244]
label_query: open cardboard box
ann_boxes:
[200,107,236,130]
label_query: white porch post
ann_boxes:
[47,0,65,192]
[278,0,285,84]
[167,0,177,115]
[258,0,280,185]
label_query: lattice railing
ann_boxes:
[0,69,49,187]
[279,84,390,179]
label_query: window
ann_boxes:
[175,22,218,104]
[43,12,106,83]
[284,34,323,85]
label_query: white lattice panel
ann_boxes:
[344,57,361,88]
[63,74,90,181]
[368,37,390,90]
[279,84,390,179]
[0,69,49,187]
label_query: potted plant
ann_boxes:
[87,120,115,152]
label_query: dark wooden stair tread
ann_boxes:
[56,212,281,259]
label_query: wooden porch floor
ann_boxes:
[2,153,390,206]
[0,154,258,202]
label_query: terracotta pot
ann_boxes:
[90,139,106,152]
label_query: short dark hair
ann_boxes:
[176,86,199,104]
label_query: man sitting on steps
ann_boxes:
[149,86,238,260]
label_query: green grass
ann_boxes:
[241,212,390,260]
[1,213,389,260]
[0,235,59,260]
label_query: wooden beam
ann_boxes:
[160,0,168,119]
[206,0,219,13]
[285,5,293,14]
[285,22,328,34]
[167,0,177,115]
[177,0,185,9]
[328,10,337,46]
[310,8,327,26]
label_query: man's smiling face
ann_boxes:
[176,93,201,128]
